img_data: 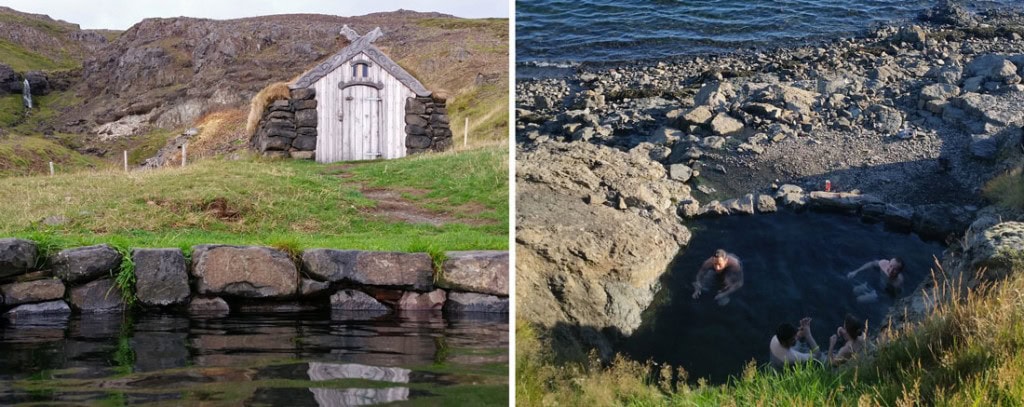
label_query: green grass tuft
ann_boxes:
[983,167,1024,211]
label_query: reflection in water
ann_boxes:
[308,362,411,406]
[307,362,410,383]
[0,311,508,405]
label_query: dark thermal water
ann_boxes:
[621,211,944,384]
[516,0,1023,76]
[0,311,508,405]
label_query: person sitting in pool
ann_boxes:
[846,257,904,302]
[769,317,821,368]
[827,314,867,367]
[691,249,744,305]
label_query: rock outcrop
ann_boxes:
[517,141,691,354]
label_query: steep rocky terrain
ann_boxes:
[0,6,110,72]
[67,12,507,136]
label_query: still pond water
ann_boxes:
[622,211,944,383]
[0,311,508,405]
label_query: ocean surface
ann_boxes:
[621,211,944,384]
[516,0,1023,76]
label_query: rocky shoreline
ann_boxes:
[516,2,1024,356]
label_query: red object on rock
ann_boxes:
[825,180,832,192]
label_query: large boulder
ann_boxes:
[191,245,297,298]
[133,249,190,306]
[302,250,433,291]
[444,292,509,314]
[517,141,690,213]
[912,204,972,241]
[439,251,508,296]
[69,278,124,312]
[52,244,122,284]
[330,289,390,311]
[709,113,745,136]
[0,238,37,279]
[1,279,65,306]
[965,222,1024,281]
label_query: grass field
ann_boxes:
[516,257,1024,406]
[0,146,508,256]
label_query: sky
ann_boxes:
[0,0,509,30]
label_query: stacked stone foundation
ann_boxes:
[0,238,508,318]
[405,96,453,154]
[253,88,319,160]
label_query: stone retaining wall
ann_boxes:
[681,185,976,242]
[0,238,508,318]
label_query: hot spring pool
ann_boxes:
[621,210,945,383]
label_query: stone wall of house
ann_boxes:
[0,238,508,317]
[405,96,453,155]
[252,88,318,159]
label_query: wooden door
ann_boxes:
[341,85,382,161]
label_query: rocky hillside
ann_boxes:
[0,6,110,72]
[0,6,506,163]
[64,11,507,137]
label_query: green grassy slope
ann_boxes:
[0,135,106,177]
[0,146,508,254]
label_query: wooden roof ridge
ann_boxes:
[291,26,431,97]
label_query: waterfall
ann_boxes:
[22,79,32,109]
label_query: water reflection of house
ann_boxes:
[307,362,411,406]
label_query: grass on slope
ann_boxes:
[517,258,1024,406]
[1,91,82,132]
[448,82,509,146]
[0,135,106,177]
[0,146,508,255]
[0,39,78,72]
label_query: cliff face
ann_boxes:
[66,11,507,133]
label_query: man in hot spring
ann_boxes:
[692,249,744,305]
